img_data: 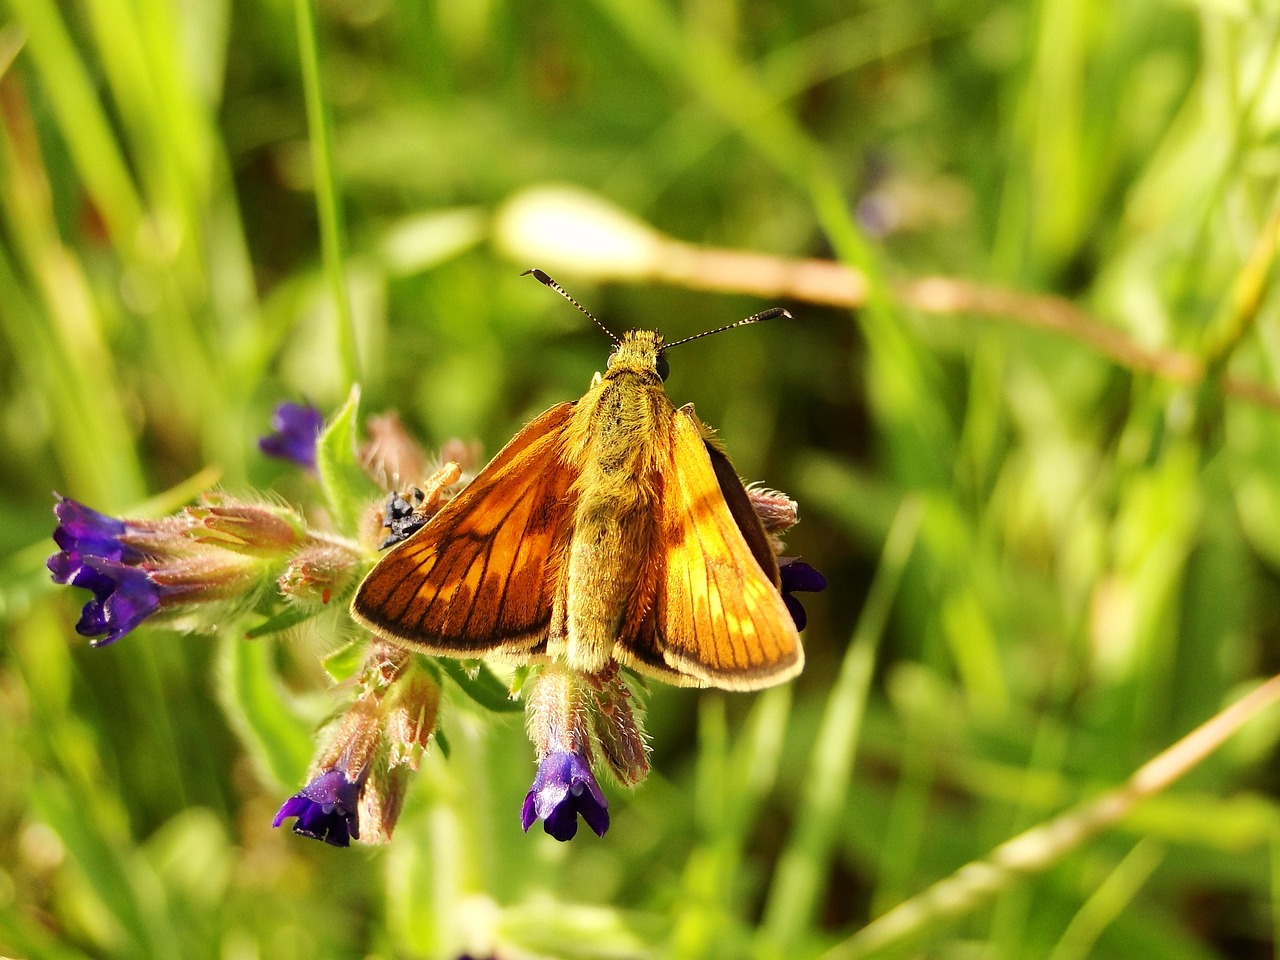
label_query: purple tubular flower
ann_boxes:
[258,402,324,470]
[48,496,169,646]
[779,559,827,631]
[272,768,362,847]
[521,748,609,841]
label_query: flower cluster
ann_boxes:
[48,400,825,847]
[520,663,651,840]
[273,643,439,846]
[48,493,351,646]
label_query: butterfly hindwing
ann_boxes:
[351,403,578,655]
[704,435,781,588]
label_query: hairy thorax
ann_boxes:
[555,357,673,672]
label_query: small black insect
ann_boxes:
[379,487,429,549]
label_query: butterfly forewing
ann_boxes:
[616,407,802,689]
[351,403,578,654]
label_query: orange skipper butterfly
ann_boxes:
[351,270,803,690]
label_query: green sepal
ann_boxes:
[315,384,381,537]
[322,639,366,683]
[438,658,524,713]
[508,663,535,698]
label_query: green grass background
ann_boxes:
[3,0,1280,957]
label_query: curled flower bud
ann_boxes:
[259,402,324,470]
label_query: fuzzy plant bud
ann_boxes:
[357,763,412,846]
[748,486,799,537]
[437,437,483,477]
[525,663,594,760]
[186,497,307,555]
[742,486,827,629]
[360,412,431,491]
[385,667,441,771]
[585,664,650,787]
[278,540,363,606]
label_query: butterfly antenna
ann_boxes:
[663,306,792,350]
[522,268,620,345]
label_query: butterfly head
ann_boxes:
[607,330,670,382]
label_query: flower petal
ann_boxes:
[52,496,130,556]
[779,559,827,631]
[73,559,165,646]
[780,560,827,593]
[542,800,581,841]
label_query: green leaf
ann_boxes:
[243,603,317,640]
[316,384,380,537]
[438,659,524,714]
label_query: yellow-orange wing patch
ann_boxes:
[351,403,578,656]
[617,408,803,689]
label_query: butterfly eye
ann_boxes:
[655,353,670,381]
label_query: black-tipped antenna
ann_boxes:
[663,306,792,350]
[522,268,620,345]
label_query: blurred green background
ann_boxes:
[4,0,1280,957]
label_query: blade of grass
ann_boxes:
[823,672,1280,959]
[6,0,144,249]
[293,0,359,385]
[1045,839,1165,960]
[672,686,794,960]
[760,496,924,954]
[589,0,957,491]
[0,82,145,504]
